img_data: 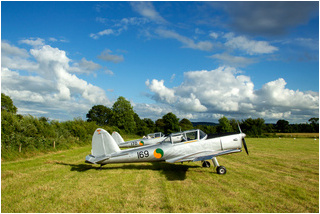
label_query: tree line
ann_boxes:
[86,96,319,136]
[1,93,318,160]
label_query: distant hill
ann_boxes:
[192,122,218,126]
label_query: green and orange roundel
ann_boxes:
[139,141,144,146]
[153,148,164,159]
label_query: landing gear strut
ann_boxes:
[211,157,227,175]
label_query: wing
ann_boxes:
[165,149,241,163]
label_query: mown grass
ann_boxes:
[275,133,319,138]
[2,138,318,213]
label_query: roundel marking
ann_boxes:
[154,148,164,159]
[139,141,144,146]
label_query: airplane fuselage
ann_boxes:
[86,133,244,165]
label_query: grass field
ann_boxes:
[275,133,319,138]
[2,138,319,213]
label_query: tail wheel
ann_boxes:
[216,166,227,175]
[202,161,211,167]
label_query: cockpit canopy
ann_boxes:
[162,129,207,144]
[147,132,165,139]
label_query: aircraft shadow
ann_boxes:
[55,161,200,181]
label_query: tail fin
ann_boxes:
[92,128,120,157]
[112,131,125,145]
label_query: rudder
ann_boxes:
[112,131,125,145]
[92,128,121,157]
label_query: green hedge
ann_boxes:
[1,111,119,161]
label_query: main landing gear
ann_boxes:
[202,157,227,175]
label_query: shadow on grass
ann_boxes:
[55,161,200,181]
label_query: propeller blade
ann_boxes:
[237,122,242,133]
[242,138,249,155]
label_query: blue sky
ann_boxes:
[1,1,319,123]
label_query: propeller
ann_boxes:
[238,122,249,155]
[242,138,249,155]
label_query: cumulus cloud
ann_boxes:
[146,79,175,104]
[255,78,318,110]
[1,41,38,71]
[1,41,110,120]
[145,79,207,112]
[145,66,319,122]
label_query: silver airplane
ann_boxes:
[85,128,248,174]
[112,131,167,147]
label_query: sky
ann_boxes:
[1,1,319,124]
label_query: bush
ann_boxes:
[1,113,107,161]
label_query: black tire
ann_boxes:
[216,166,227,174]
[202,161,210,167]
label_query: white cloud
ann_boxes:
[1,41,29,57]
[1,41,38,71]
[209,52,256,67]
[130,1,167,24]
[145,79,175,104]
[70,58,102,74]
[255,78,319,109]
[90,29,115,39]
[19,38,45,47]
[91,17,150,40]
[209,32,219,39]
[145,66,319,123]
[156,28,214,51]
[224,33,278,55]
[98,49,124,63]
[105,69,114,76]
[1,42,110,120]
[170,73,176,82]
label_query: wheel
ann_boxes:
[216,166,227,175]
[202,161,211,167]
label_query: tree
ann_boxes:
[1,93,17,114]
[241,118,266,137]
[162,112,180,134]
[309,118,319,133]
[86,105,112,126]
[179,118,194,131]
[217,116,233,133]
[195,124,217,134]
[143,118,155,133]
[276,119,290,133]
[134,113,150,135]
[155,119,165,133]
[109,96,136,133]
